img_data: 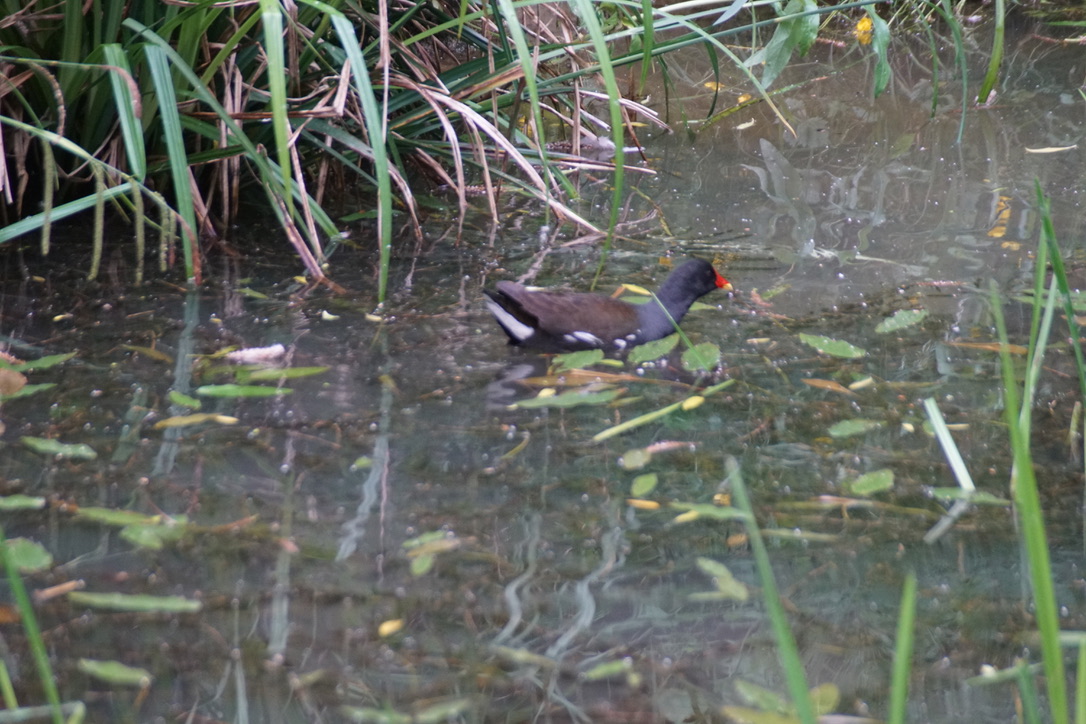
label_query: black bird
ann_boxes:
[484,258,731,351]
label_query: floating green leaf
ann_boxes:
[410,553,435,576]
[402,531,446,549]
[76,508,164,526]
[195,384,292,397]
[245,366,329,381]
[78,659,152,687]
[552,349,605,373]
[733,679,790,711]
[620,449,652,471]
[876,309,929,334]
[513,387,620,409]
[582,659,631,680]
[411,698,473,723]
[828,419,884,438]
[694,557,748,601]
[8,352,77,372]
[0,382,56,402]
[351,456,372,470]
[120,521,187,550]
[929,488,1011,505]
[628,334,679,364]
[154,413,239,429]
[669,502,747,521]
[236,287,269,300]
[630,473,658,496]
[167,390,201,409]
[21,437,97,460]
[5,538,53,572]
[848,468,894,496]
[681,342,721,372]
[68,592,202,613]
[0,495,47,511]
[799,333,867,359]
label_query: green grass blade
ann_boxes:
[991,280,1068,724]
[725,456,816,724]
[975,0,1004,104]
[144,45,198,281]
[319,10,394,299]
[1037,181,1086,402]
[887,571,917,724]
[0,526,63,724]
[568,0,624,253]
[259,0,293,217]
[101,44,146,180]
[1076,641,1086,724]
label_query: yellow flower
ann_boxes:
[854,16,873,45]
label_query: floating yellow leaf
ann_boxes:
[378,619,404,637]
[1025,145,1077,153]
[947,341,1028,355]
[154,414,239,429]
[681,395,705,410]
[801,378,855,395]
[78,659,152,687]
[0,368,27,396]
[122,345,173,363]
[627,499,660,510]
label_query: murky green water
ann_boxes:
[3,15,1086,723]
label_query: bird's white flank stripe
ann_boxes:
[486,298,535,342]
[563,331,604,346]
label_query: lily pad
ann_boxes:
[630,473,658,496]
[799,333,867,359]
[848,468,894,495]
[552,349,605,373]
[681,342,721,372]
[628,334,679,364]
[4,538,53,572]
[620,449,653,470]
[876,308,929,334]
[828,419,884,438]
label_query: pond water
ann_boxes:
[3,13,1086,724]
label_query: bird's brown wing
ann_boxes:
[496,283,640,341]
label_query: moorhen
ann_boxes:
[484,258,731,351]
